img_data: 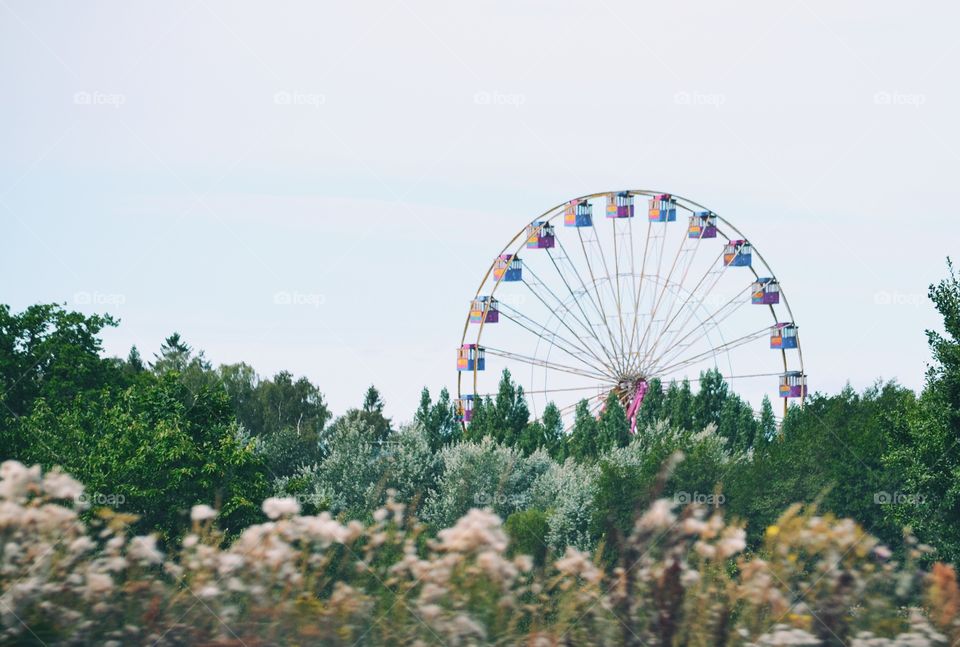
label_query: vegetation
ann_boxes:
[0,259,958,643]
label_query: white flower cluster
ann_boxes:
[0,460,949,646]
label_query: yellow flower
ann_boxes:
[766,526,780,539]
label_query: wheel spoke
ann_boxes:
[485,347,611,381]
[645,282,753,375]
[497,304,613,375]
[517,276,613,370]
[630,225,695,373]
[575,228,627,374]
[638,249,727,370]
[544,247,621,371]
[653,327,769,377]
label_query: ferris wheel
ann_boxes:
[455,190,807,434]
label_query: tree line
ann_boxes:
[1,259,957,564]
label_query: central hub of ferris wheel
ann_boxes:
[613,377,649,435]
[455,190,807,432]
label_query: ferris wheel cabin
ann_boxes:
[469,296,499,324]
[723,240,752,267]
[457,344,486,372]
[606,192,635,219]
[779,371,808,398]
[751,277,781,305]
[688,211,718,239]
[565,199,593,227]
[770,323,799,349]
[454,395,475,423]
[526,222,556,249]
[493,254,523,282]
[648,193,677,222]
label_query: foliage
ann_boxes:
[0,303,123,449]
[592,421,732,556]
[884,258,960,563]
[14,373,269,541]
[2,459,954,646]
[274,420,439,522]
[465,369,531,446]
[414,386,461,451]
[504,508,550,566]
[424,437,552,529]
[327,385,393,447]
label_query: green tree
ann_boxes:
[635,378,665,430]
[664,378,694,430]
[257,370,331,439]
[330,385,393,446]
[0,304,123,447]
[884,259,960,561]
[693,368,728,431]
[568,399,600,461]
[150,333,219,397]
[597,391,630,451]
[18,373,269,541]
[415,387,460,452]
[516,401,566,459]
[217,362,263,435]
[717,393,758,450]
[505,509,550,567]
[758,395,778,441]
[728,382,916,550]
[464,370,530,446]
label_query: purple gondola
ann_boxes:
[606,192,634,219]
[455,395,475,422]
[752,277,781,305]
[470,296,499,324]
[779,371,807,398]
[526,222,556,249]
[688,211,718,239]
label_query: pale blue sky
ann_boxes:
[1,1,956,420]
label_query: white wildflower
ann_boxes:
[717,528,747,559]
[437,509,507,553]
[85,572,114,597]
[128,536,163,565]
[41,470,84,501]
[0,461,42,501]
[190,505,217,522]
[748,624,822,646]
[262,497,300,520]
[636,499,676,532]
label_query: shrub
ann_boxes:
[3,460,956,645]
